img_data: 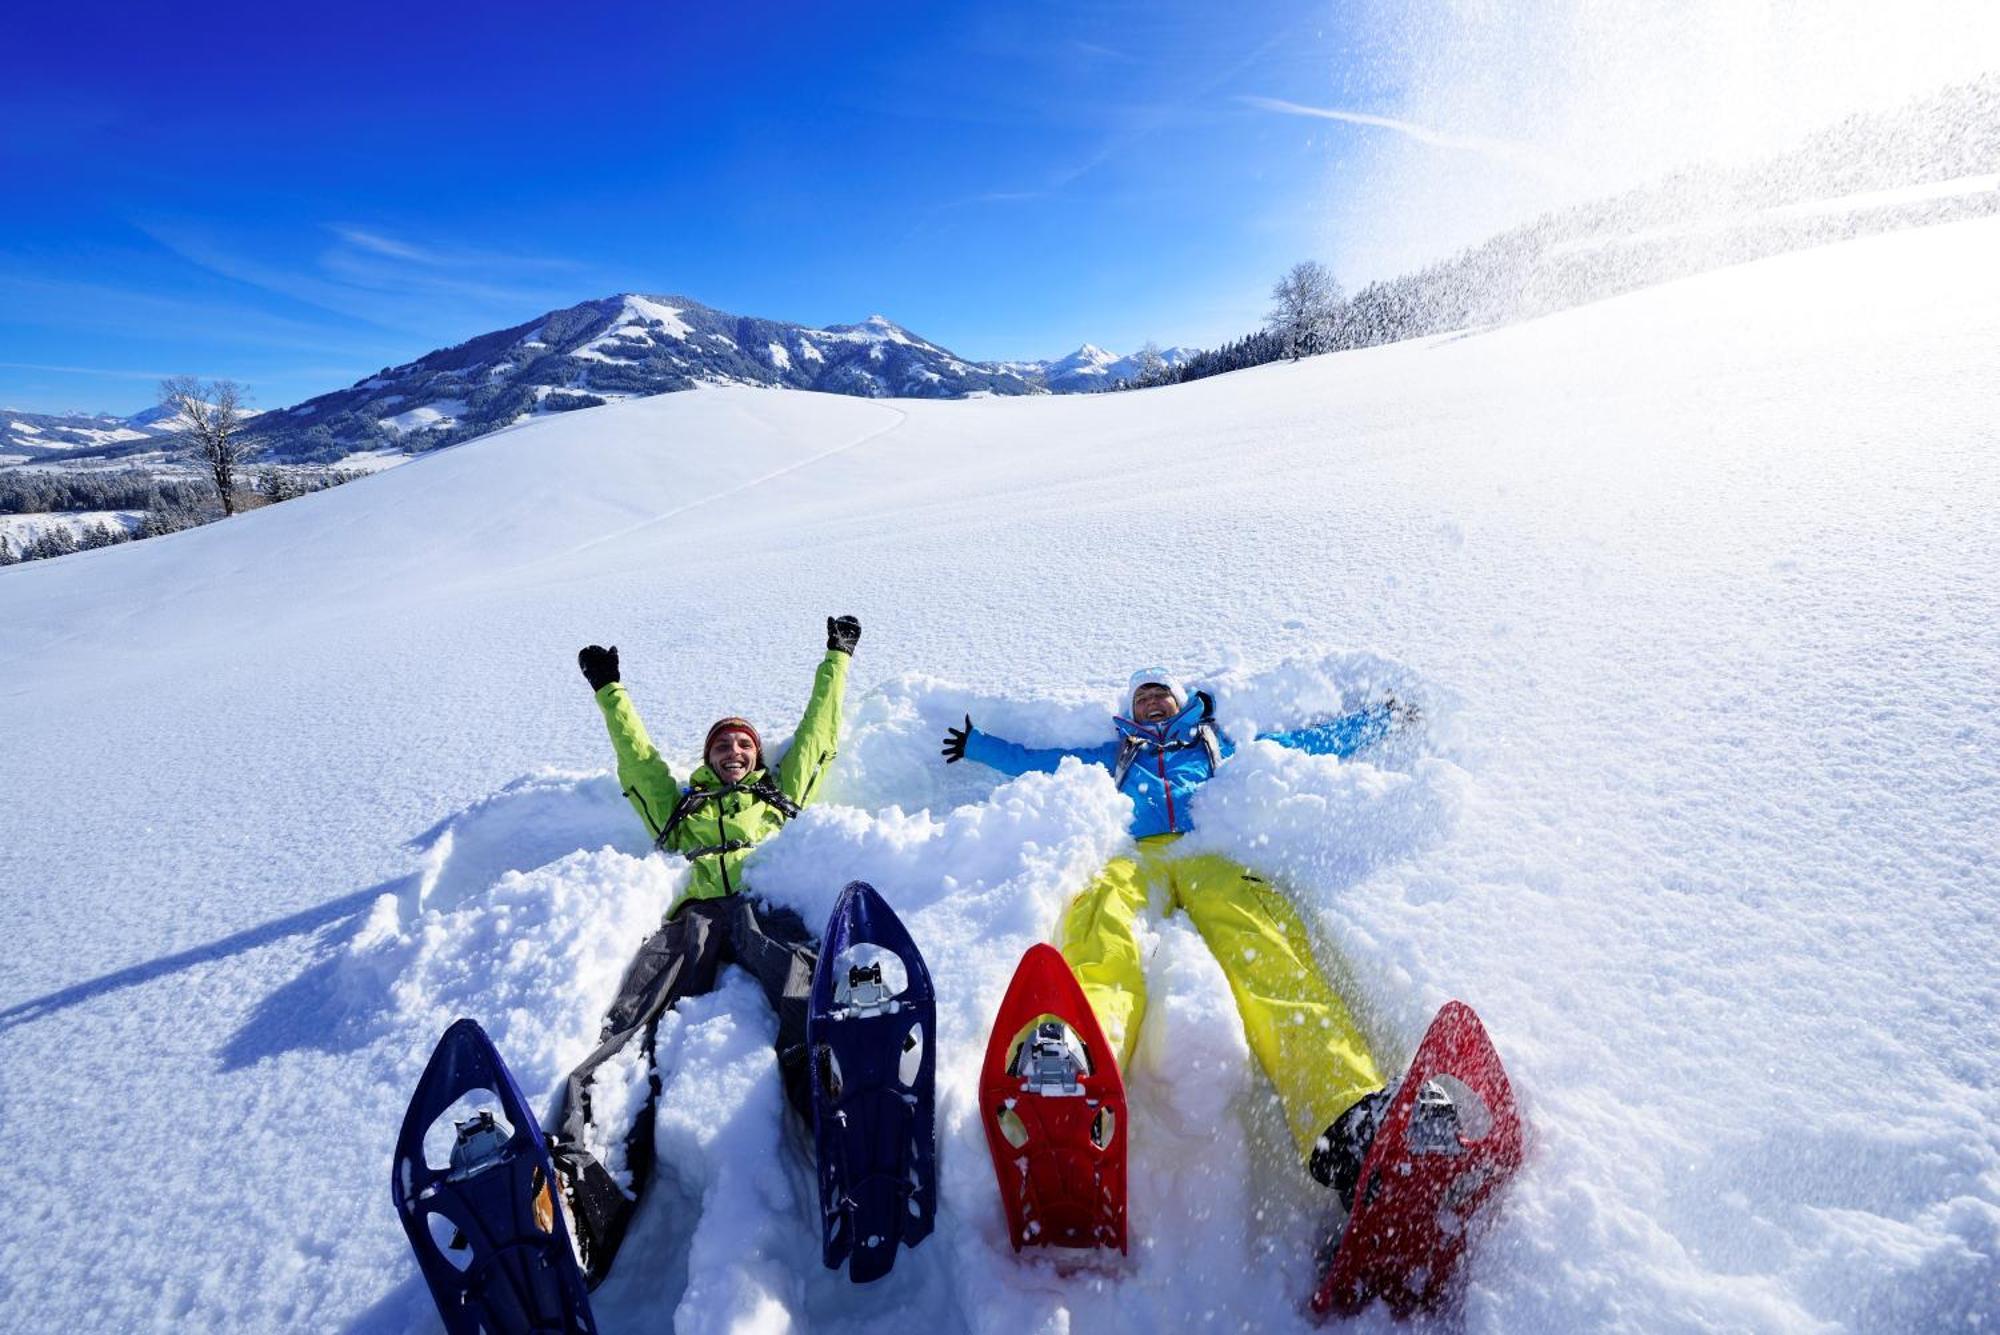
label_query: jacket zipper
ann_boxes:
[716,801,733,895]
[1157,749,1177,830]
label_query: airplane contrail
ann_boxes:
[1242,96,1582,184]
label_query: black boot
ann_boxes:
[547,1138,635,1289]
[1309,1088,1392,1209]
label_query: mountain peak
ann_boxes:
[223,294,1049,462]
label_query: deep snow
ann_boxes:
[1,219,1996,1333]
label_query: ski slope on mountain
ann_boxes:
[1,218,1996,1333]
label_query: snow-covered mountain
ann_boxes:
[120,401,207,431]
[1,402,269,467]
[997,343,1198,393]
[0,317,1204,473]
[2,317,1193,474]
[234,296,1210,465]
[2,217,1994,1332]
[0,408,173,462]
[235,295,1048,462]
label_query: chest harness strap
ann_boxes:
[656,776,802,859]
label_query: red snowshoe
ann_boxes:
[1311,1001,1525,1319]
[978,944,1128,1253]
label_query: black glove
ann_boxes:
[941,714,972,764]
[1386,694,1422,726]
[826,614,861,655]
[578,644,620,692]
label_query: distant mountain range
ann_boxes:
[2,294,1194,468]
[999,342,1198,394]
[0,403,264,465]
[236,298,1190,464]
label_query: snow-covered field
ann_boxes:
[0,508,143,543]
[379,400,470,437]
[338,450,419,475]
[1,219,1995,1333]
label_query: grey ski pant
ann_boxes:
[551,893,818,1280]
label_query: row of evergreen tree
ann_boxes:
[0,471,212,516]
[1,519,143,564]
[1153,329,1288,386]
[1111,257,1457,392]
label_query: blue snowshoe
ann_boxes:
[808,881,938,1282]
[392,1018,596,1334]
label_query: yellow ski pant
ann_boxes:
[1058,837,1383,1163]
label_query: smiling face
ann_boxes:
[1131,683,1179,724]
[706,729,758,782]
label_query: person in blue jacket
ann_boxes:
[943,668,1415,1204]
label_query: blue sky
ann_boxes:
[1,1,1407,415]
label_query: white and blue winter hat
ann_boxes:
[1126,667,1186,714]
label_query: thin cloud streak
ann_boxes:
[925,24,1302,234]
[0,273,393,359]
[137,222,588,339]
[323,224,586,273]
[0,361,179,381]
[1067,40,1137,65]
[327,227,434,262]
[2,221,600,412]
[1241,95,1583,184]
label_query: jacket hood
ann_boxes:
[1115,689,1214,744]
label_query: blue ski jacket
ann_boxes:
[957,691,1397,839]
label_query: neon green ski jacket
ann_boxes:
[593,649,848,907]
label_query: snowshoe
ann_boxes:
[978,943,1128,1253]
[392,1018,596,1334]
[1310,1001,1524,1319]
[808,881,937,1282]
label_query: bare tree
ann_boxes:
[1266,261,1343,361]
[1131,340,1168,387]
[158,376,252,516]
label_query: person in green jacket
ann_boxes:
[549,614,859,1285]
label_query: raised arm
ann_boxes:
[580,645,681,840]
[777,616,857,806]
[1258,701,1400,760]
[942,715,1121,776]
